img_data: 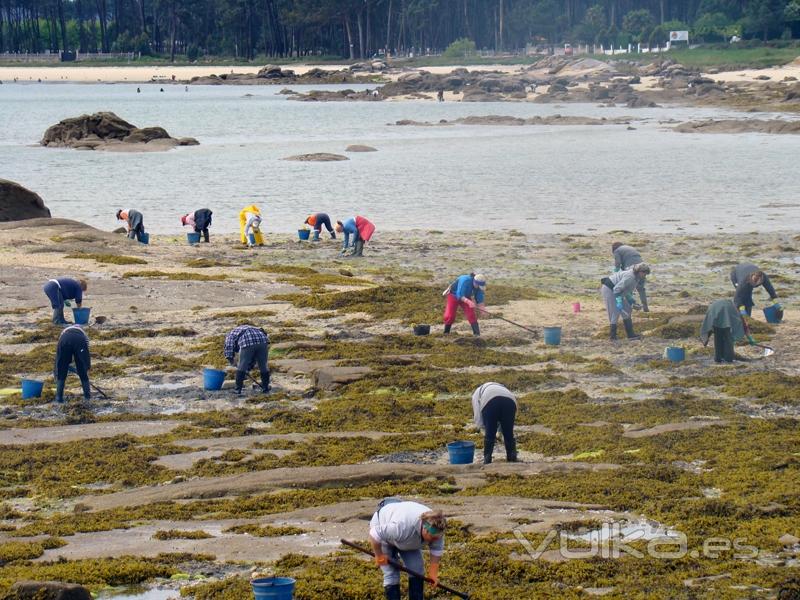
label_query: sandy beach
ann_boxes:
[0,216,798,597]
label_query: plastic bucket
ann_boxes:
[413,324,430,336]
[543,326,562,346]
[297,229,311,241]
[203,368,226,391]
[447,441,475,465]
[187,232,201,244]
[665,346,685,362]
[763,305,782,324]
[251,577,296,600]
[139,232,150,245]
[572,302,581,314]
[72,307,91,325]
[21,379,44,399]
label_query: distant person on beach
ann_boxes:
[600,263,650,340]
[336,216,375,257]
[443,273,486,337]
[472,382,517,464]
[368,499,446,600]
[181,208,213,242]
[731,263,779,317]
[224,324,270,394]
[700,299,746,363]
[43,277,87,325]
[612,241,649,311]
[239,204,264,247]
[137,87,141,93]
[54,325,91,403]
[437,89,444,102]
[116,209,146,242]
[304,212,335,241]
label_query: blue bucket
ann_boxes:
[139,232,150,245]
[187,232,201,244]
[543,326,562,346]
[447,441,475,464]
[203,368,226,391]
[763,305,782,324]
[665,346,685,362]
[72,307,91,325]
[298,229,311,241]
[251,577,296,600]
[21,379,44,399]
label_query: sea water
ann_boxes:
[1,82,799,234]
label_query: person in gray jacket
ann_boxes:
[472,382,517,464]
[730,263,778,317]
[612,242,649,311]
[600,263,651,340]
[700,300,746,363]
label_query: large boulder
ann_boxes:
[7,581,92,600]
[282,153,349,162]
[41,112,197,152]
[0,179,51,222]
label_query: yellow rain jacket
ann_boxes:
[239,204,264,245]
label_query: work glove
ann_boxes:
[374,554,388,567]
[747,334,756,346]
[615,296,624,311]
[428,562,439,588]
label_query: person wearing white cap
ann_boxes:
[442,273,486,336]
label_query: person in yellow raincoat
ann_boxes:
[239,205,264,246]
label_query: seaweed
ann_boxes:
[65,253,147,265]
[121,271,229,281]
[223,524,309,536]
[152,530,213,540]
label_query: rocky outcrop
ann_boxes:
[312,366,371,390]
[0,179,51,222]
[282,153,349,162]
[345,145,378,152]
[188,66,384,86]
[674,119,800,135]
[394,115,631,127]
[41,112,199,152]
[7,581,92,600]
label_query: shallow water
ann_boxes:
[95,588,176,600]
[2,82,799,234]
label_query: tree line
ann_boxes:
[1,0,799,60]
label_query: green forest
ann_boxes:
[1,0,800,61]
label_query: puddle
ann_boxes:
[566,520,681,544]
[148,383,191,390]
[96,588,177,600]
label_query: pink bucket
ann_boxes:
[572,302,581,314]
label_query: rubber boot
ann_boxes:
[234,370,246,394]
[443,323,451,335]
[408,577,424,600]
[623,319,641,340]
[259,369,271,393]
[353,240,364,257]
[384,585,401,600]
[471,321,481,337]
[609,324,618,341]
[312,230,320,242]
[80,378,91,401]
[55,379,65,404]
[52,307,67,325]
[330,230,336,239]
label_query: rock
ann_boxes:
[282,153,349,162]
[312,366,371,390]
[371,61,387,71]
[755,75,771,80]
[0,179,51,222]
[122,126,171,143]
[41,112,196,152]
[9,581,92,600]
[257,64,284,79]
[178,137,200,146]
[345,145,377,152]
[674,119,800,135]
[398,71,423,83]
[779,533,800,546]
[112,227,128,234]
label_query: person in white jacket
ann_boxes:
[472,382,518,464]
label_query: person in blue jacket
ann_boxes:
[336,218,359,254]
[43,277,87,325]
[443,273,486,336]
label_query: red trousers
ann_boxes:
[444,294,477,326]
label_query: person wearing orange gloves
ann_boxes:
[443,273,486,336]
[368,499,446,600]
[304,212,335,241]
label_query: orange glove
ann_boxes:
[428,562,439,587]
[374,554,388,567]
